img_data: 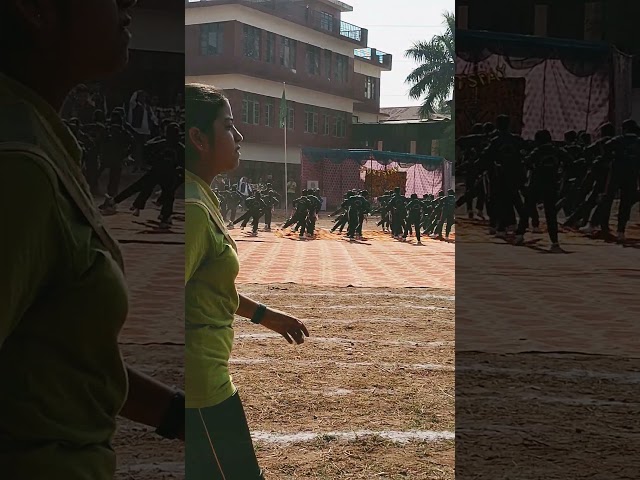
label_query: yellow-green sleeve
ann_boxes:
[0,155,62,344]
[185,203,216,285]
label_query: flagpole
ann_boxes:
[283,81,288,216]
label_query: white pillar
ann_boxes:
[584,1,603,41]
[457,5,469,30]
[534,4,548,37]
[431,139,439,156]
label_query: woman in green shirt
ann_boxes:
[185,83,309,479]
[0,2,184,479]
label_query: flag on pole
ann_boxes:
[279,88,287,128]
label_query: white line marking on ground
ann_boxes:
[312,387,397,396]
[277,305,452,311]
[230,358,454,371]
[251,429,454,444]
[240,291,455,302]
[469,394,638,408]
[235,333,452,348]
[235,316,454,325]
[459,365,640,384]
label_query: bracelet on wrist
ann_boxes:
[251,303,267,324]
[155,390,185,440]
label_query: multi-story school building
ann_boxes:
[185,0,393,195]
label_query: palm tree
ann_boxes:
[405,11,454,119]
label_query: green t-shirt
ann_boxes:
[185,170,240,408]
[0,74,129,479]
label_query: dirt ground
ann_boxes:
[109,193,455,479]
[231,284,455,480]
[456,352,640,479]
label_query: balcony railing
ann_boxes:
[187,0,367,45]
[354,48,392,68]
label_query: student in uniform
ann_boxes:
[0,1,185,479]
[185,83,310,480]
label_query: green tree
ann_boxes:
[405,11,454,119]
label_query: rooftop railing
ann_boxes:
[187,0,366,45]
[354,48,392,67]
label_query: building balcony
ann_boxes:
[185,52,356,101]
[354,48,393,70]
[185,0,368,47]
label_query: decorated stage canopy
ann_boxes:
[456,30,632,140]
[301,148,451,208]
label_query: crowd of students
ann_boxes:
[457,114,640,250]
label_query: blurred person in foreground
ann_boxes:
[185,83,310,480]
[0,1,185,478]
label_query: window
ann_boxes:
[200,23,223,55]
[243,25,261,60]
[306,45,321,75]
[334,113,346,137]
[281,37,297,69]
[242,94,260,125]
[288,106,295,130]
[324,50,332,79]
[304,107,318,134]
[322,114,330,135]
[365,76,376,99]
[265,102,273,127]
[352,115,359,124]
[320,11,334,32]
[335,54,348,82]
[266,32,276,63]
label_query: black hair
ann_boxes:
[483,122,495,134]
[622,118,638,134]
[93,109,105,123]
[495,115,510,132]
[535,129,552,145]
[185,83,227,164]
[600,122,615,138]
[564,130,577,143]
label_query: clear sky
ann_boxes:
[342,0,454,108]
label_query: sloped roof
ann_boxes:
[379,106,450,123]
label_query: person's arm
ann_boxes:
[119,366,184,440]
[236,294,309,344]
[0,157,61,345]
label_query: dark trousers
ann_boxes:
[264,208,272,227]
[599,179,637,233]
[228,205,238,224]
[516,186,558,244]
[346,210,359,238]
[106,164,123,198]
[356,213,364,236]
[186,391,264,480]
[332,215,348,232]
[435,212,454,237]
[84,154,100,195]
[495,185,522,232]
[565,186,603,227]
[308,212,317,235]
[114,170,158,205]
[391,210,405,236]
[407,216,421,241]
[233,211,252,226]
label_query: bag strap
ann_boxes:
[0,142,125,272]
